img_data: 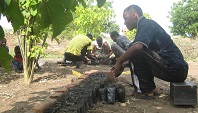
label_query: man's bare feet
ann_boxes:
[126,88,160,99]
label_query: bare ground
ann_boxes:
[0,34,198,113]
[0,59,198,113]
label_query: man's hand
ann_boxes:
[111,62,124,77]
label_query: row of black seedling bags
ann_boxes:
[43,72,126,113]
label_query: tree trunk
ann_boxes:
[24,69,31,85]
[18,30,36,84]
[23,57,35,84]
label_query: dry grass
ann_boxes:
[6,34,198,61]
[172,36,198,62]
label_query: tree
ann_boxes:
[168,0,198,38]
[0,0,106,84]
[58,1,115,40]
[58,1,116,40]
[104,21,120,34]
[72,1,115,37]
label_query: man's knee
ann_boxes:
[111,44,125,58]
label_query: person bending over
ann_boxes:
[59,34,96,68]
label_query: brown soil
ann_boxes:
[0,34,198,113]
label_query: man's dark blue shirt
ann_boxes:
[130,16,188,70]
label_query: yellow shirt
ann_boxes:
[65,34,93,56]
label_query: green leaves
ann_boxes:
[0,0,7,12]
[3,0,24,32]
[38,0,107,38]
[39,0,73,38]
[0,25,4,40]
[5,0,11,5]
[52,11,73,38]
[97,0,106,8]
[73,2,114,37]
[169,0,198,37]
[0,47,13,73]
[63,0,78,11]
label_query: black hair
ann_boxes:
[14,46,21,55]
[86,34,93,40]
[96,36,103,47]
[124,5,143,17]
[96,36,102,42]
[110,31,119,37]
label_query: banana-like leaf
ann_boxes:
[0,0,7,13]
[0,25,4,40]
[3,0,24,32]
[0,47,13,73]
[39,0,73,38]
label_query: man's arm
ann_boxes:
[102,42,112,57]
[87,50,97,60]
[92,44,97,53]
[113,43,143,74]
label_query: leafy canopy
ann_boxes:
[0,0,106,75]
[0,0,107,39]
[66,1,115,37]
[168,0,198,38]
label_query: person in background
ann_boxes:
[0,38,9,67]
[110,31,131,64]
[58,34,97,68]
[0,38,9,52]
[110,31,131,57]
[112,5,188,99]
[92,36,112,59]
[109,31,131,76]
[13,46,23,72]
